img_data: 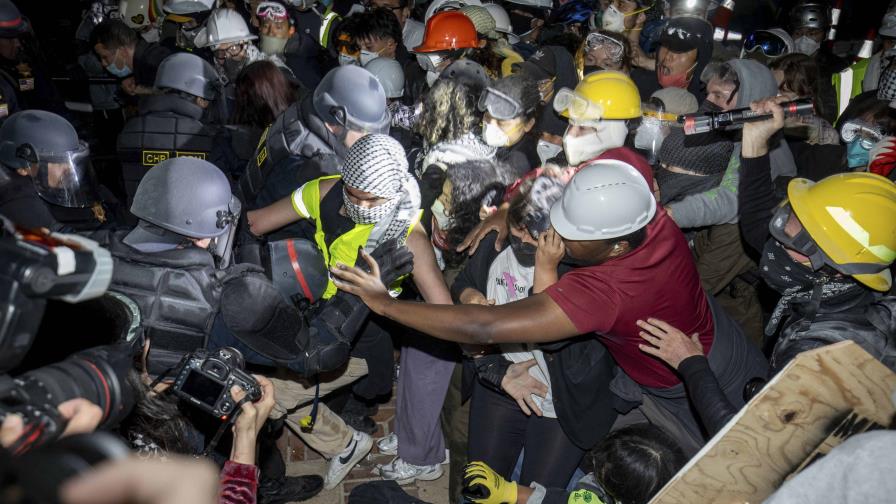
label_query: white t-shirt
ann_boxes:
[486,248,556,418]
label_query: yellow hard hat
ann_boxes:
[552,70,641,122]
[787,172,896,291]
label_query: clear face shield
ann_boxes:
[634,101,677,164]
[28,141,101,208]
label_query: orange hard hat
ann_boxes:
[413,11,479,53]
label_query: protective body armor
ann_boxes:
[117,94,217,206]
[106,232,223,374]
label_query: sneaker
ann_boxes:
[377,457,444,485]
[324,430,373,490]
[258,475,324,504]
[376,433,398,456]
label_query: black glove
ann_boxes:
[363,238,415,287]
[473,354,511,393]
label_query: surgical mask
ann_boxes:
[339,53,359,66]
[602,5,625,32]
[140,29,160,44]
[537,139,563,166]
[846,139,871,169]
[793,36,820,56]
[508,234,537,267]
[431,198,451,231]
[483,121,511,147]
[360,49,381,66]
[426,69,440,87]
[260,34,289,55]
[563,121,628,165]
[657,61,697,89]
[106,49,132,77]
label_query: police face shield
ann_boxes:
[27,141,100,208]
[478,87,525,121]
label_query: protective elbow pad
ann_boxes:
[290,325,351,376]
[315,291,370,345]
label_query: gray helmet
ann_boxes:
[0,111,99,208]
[154,52,221,100]
[313,65,391,134]
[0,0,27,38]
[790,2,829,31]
[129,157,238,240]
[364,57,405,99]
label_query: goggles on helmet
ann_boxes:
[479,87,530,120]
[24,140,101,208]
[769,201,890,276]
[742,30,789,57]
[553,87,603,122]
[585,32,624,62]
[257,1,289,19]
[840,119,883,150]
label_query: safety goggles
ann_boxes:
[769,202,889,275]
[553,87,603,122]
[841,120,884,149]
[213,42,247,59]
[585,32,624,61]
[257,1,289,19]
[742,30,789,57]
[479,87,529,120]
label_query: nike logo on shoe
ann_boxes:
[338,440,357,465]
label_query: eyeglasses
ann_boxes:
[479,87,529,120]
[742,30,789,57]
[841,120,883,149]
[585,32,624,61]
[257,1,289,19]
[213,43,247,59]
[553,87,603,122]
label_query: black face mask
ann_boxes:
[759,239,820,295]
[508,11,535,36]
[699,99,724,113]
[509,234,537,267]
[654,168,723,205]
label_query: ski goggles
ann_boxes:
[841,119,884,149]
[257,1,289,19]
[553,87,603,122]
[585,32,624,61]
[478,87,531,120]
[742,30,789,57]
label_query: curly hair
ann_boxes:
[415,78,482,147]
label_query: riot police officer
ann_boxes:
[0,0,64,115]
[0,110,124,231]
[116,51,236,207]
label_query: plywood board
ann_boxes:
[650,341,896,504]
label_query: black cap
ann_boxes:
[515,47,557,81]
[660,16,711,53]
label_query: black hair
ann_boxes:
[351,7,403,45]
[119,369,196,456]
[838,92,896,138]
[506,175,565,238]
[587,424,686,504]
[610,225,648,253]
[490,73,542,122]
[90,19,138,50]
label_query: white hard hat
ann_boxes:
[119,0,159,29]
[162,0,215,15]
[550,160,656,241]
[425,0,482,22]
[482,3,519,43]
[882,11,896,38]
[364,57,405,98]
[504,0,551,10]
[194,8,257,48]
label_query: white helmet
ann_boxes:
[482,3,518,43]
[504,0,551,10]
[162,0,215,15]
[194,8,258,48]
[119,0,161,29]
[364,57,405,99]
[550,160,656,241]
[425,0,481,22]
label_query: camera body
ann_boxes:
[172,347,261,420]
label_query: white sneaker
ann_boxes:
[324,430,373,490]
[376,433,398,455]
[377,457,444,485]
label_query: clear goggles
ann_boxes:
[641,101,679,123]
[257,1,289,19]
[478,87,529,120]
[27,140,100,208]
[742,30,789,57]
[553,87,603,123]
[841,120,884,149]
[584,32,624,62]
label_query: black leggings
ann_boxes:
[467,380,584,488]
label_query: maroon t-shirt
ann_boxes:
[544,147,714,389]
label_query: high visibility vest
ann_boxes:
[833,58,870,120]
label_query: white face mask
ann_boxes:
[430,198,451,231]
[483,121,510,147]
[602,5,625,33]
[563,120,628,165]
[140,28,160,44]
[360,49,381,66]
[426,69,440,87]
[339,53,359,66]
[537,139,563,166]
[793,36,820,56]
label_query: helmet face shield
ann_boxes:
[29,140,100,208]
[478,87,524,120]
[553,87,603,123]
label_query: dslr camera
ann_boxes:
[172,347,261,420]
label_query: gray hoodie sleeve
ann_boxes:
[666,152,740,228]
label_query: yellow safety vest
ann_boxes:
[292,175,421,298]
[832,58,870,121]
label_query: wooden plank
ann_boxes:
[650,341,896,504]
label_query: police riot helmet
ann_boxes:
[154,52,222,99]
[0,111,100,208]
[312,65,391,135]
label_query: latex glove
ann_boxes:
[462,461,518,504]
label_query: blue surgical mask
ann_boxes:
[105,49,132,77]
[846,139,871,168]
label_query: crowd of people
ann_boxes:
[1,0,896,502]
